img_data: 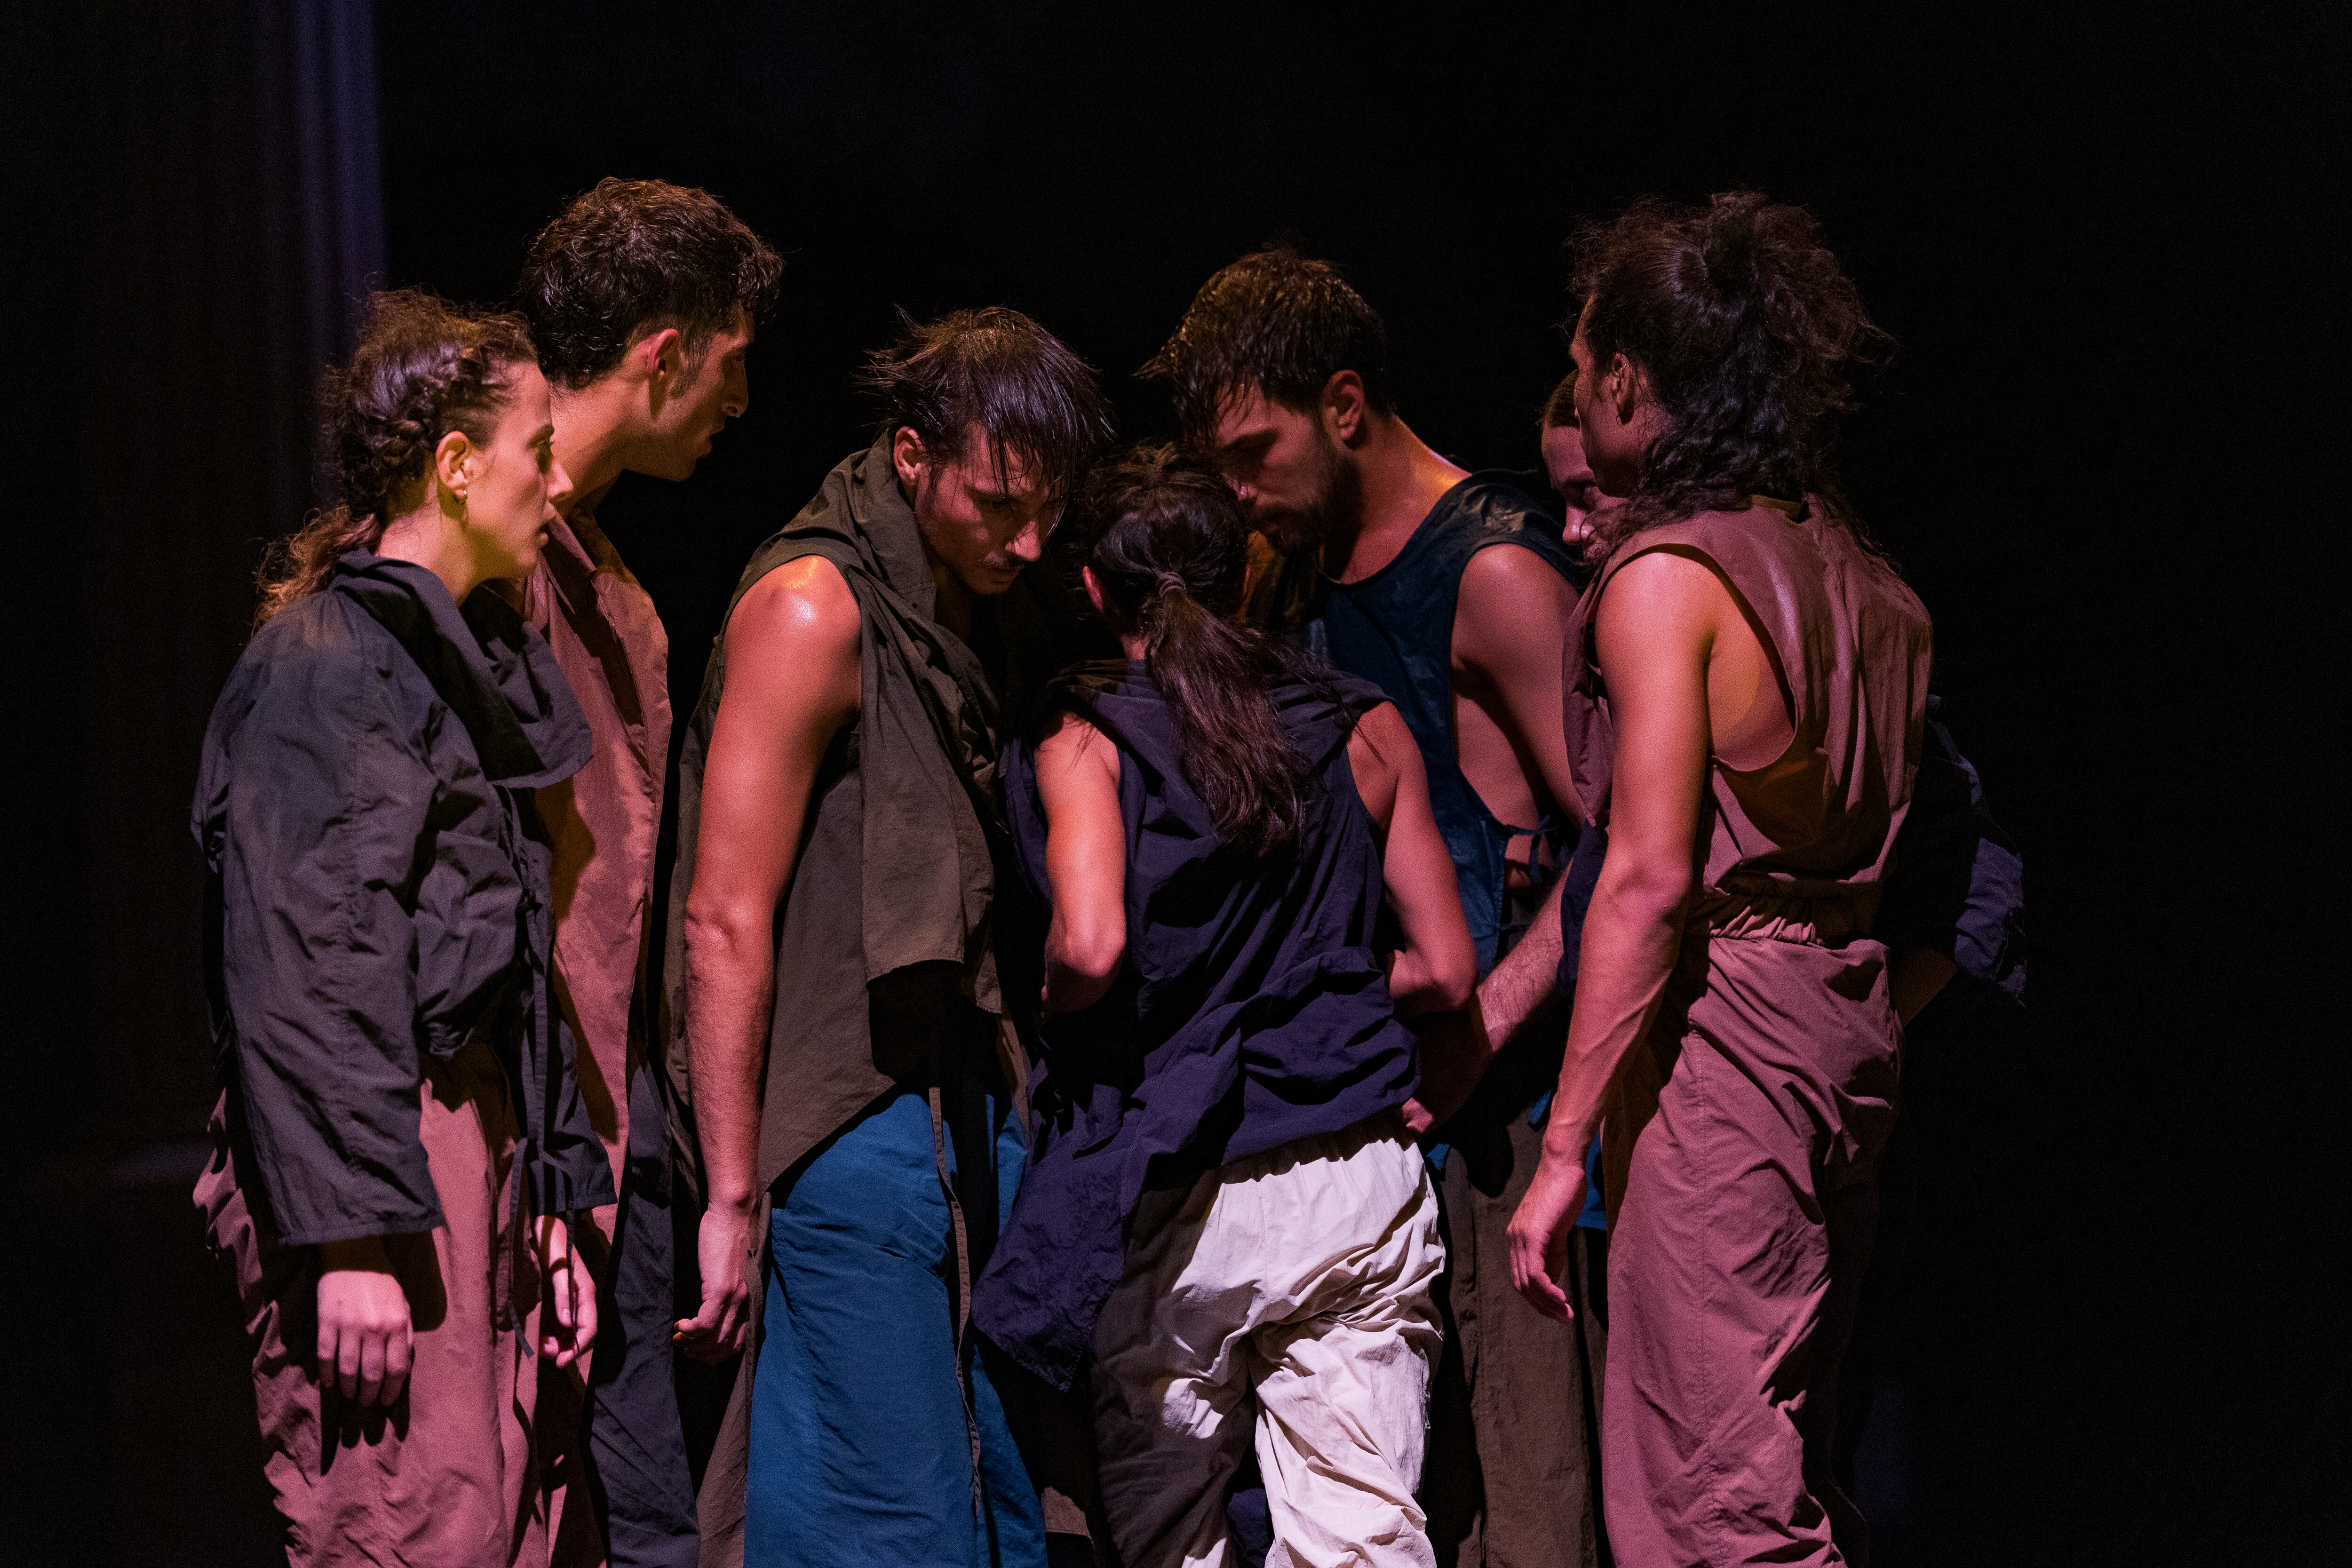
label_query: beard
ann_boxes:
[1255,428,1364,560]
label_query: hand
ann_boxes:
[317,1237,412,1406]
[536,1215,598,1370]
[1505,1144,1589,1324]
[1402,1004,1494,1138]
[675,1198,757,1363]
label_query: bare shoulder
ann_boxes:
[1034,708,1118,784]
[1346,699,1413,796]
[1455,542,1576,663]
[721,555,861,715]
[1595,547,1732,642]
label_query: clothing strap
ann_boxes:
[928,1082,985,1522]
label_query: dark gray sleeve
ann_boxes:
[219,648,443,1245]
[1879,700,2027,1006]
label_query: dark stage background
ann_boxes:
[2,4,2341,1564]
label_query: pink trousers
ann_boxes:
[196,1043,551,1568]
[1603,930,1900,1568]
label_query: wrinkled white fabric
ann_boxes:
[1092,1114,1446,1568]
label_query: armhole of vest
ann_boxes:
[1598,539,1799,748]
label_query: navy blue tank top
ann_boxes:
[1303,474,1586,971]
[973,661,1417,1389]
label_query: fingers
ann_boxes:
[1506,1220,1576,1324]
[573,1275,599,1360]
[383,1321,413,1407]
[317,1321,341,1397]
[357,1331,386,1406]
[336,1321,364,1401]
[1400,1098,1434,1138]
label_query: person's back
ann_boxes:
[976,447,1472,1568]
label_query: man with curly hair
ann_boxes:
[513,176,782,1568]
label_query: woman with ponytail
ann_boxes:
[972,446,1475,1568]
[192,289,613,1565]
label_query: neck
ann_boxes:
[1330,414,1470,583]
[376,504,485,605]
[550,382,635,509]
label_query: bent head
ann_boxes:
[518,178,782,482]
[1538,368,1600,530]
[1143,246,1391,554]
[864,306,1111,598]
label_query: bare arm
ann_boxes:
[1408,546,1586,1125]
[1507,552,1739,1321]
[1349,701,1477,1016]
[1033,713,1128,1016]
[674,557,861,1359]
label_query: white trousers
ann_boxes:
[1092,1114,1446,1568]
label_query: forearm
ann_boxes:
[682,908,777,1211]
[1537,872,1688,1163]
[1042,921,1121,1015]
[1475,872,1569,1048]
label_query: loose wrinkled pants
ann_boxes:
[746,1087,1046,1568]
[1093,1115,1446,1568]
[551,1058,698,1568]
[1604,931,1900,1568]
[195,1042,546,1568]
[1423,1110,1610,1568]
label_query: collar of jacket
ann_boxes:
[330,549,592,789]
[821,431,943,622]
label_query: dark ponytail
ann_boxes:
[1063,445,1319,856]
[255,288,537,626]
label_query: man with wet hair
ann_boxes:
[513,175,781,1568]
[670,307,1110,1566]
[1147,247,1610,1568]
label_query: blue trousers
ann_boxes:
[747,1085,1046,1568]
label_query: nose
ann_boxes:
[1229,476,1257,506]
[547,457,576,516]
[1009,517,1045,565]
[724,362,749,421]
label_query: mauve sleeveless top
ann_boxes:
[1563,499,1934,941]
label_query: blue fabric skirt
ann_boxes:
[747,1083,1046,1568]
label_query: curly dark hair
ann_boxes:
[860,305,1111,500]
[255,289,536,625]
[517,178,782,390]
[1057,444,1331,856]
[1572,191,1893,563]
[1140,245,1394,446]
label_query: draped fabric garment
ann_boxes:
[1563,500,1932,1568]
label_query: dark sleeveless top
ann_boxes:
[1565,499,1933,942]
[1304,473,1587,972]
[973,663,1418,1389]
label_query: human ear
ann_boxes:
[1322,370,1367,445]
[1609,354,1643,426]
[636,326,685,412]
[891,426,929,493]
[433,429,474,509]
[1081,565,1110,620]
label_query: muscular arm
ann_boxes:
[1033,714,1127,1016]
[1349,702,1477,1016]
[1506,550,1767,1320]
[1408,545,1586,1124]
[673,557,860,1358]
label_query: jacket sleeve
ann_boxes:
[1879,700,2028,1006]
[218,645,445,1245]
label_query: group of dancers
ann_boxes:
[194,177,2020,1568]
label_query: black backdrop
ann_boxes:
[3,4,2342,1565]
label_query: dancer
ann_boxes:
[1539,369,1602,548]
[1146,247,1608,1568]
[513,176,781,1568]
[669,308,1110,1566]
[974,446,1474,1567]
[1499,192,1929,1565]
[192,290,611,1566]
